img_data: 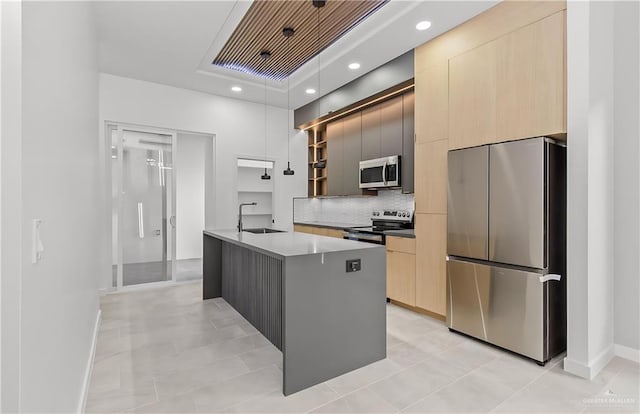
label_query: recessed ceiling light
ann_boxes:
[231,86,242,92]
[416,21,432,31]
[348,62,361,70]
[305,88,317,94]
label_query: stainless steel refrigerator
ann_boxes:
[446,137,566,364]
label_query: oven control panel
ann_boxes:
[371,209,414,222]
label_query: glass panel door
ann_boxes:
[112,126,176,288]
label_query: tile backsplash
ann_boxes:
[293,190,415,226]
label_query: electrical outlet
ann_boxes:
[346,259,361,273]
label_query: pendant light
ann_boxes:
[260,50,272,180]
[283,27,295,176]
[312,0,326,171]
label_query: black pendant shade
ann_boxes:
[261,168,271,180]
[283,162,295,175]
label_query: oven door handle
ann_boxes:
[343,231,385,244]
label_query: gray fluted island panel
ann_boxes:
[203,229,386,395]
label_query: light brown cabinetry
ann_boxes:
[402,92,415,194]
[293,224,343,239]
[386,236,416,307]
[307,130,328,197]
[449,41,497,150]
[293,224,316,234]
[415,139,448,214]
[449,11,566,149]
[415,213,447,316]
[496,11,566,140]
[412,0,566,320]
[415,62,449,144]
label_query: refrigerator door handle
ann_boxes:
[539,274,562,283]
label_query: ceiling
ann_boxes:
[95,0,498,110]
[213,0,388,80]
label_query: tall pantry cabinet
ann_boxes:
[413,1,567,317]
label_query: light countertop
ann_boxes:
[204,229,382,258]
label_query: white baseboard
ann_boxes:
[564,344,615,380]
[614,343,640,363]
[77,309,101,414]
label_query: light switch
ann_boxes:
[32,219,44,263]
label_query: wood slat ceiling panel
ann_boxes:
[213,0,388,80]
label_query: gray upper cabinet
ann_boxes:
[361,106,381,160]
[319,91,414,197]
[361,96,404,161]
[380,96,404,157]
[342,113,362,196]
[326,120,344,196]
[402,92,415,193]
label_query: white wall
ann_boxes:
[565,0,615,379]
[565,0,640,379]
[1,2,23,412]
[99,74,307,290]
[19,2,101,412]
[176,133,211,260]
[613,0,640,355]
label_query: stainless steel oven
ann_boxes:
[359,155,401,189]
[343,229,385,245]
[343,209,414,245]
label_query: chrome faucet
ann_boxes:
[238,202,257,232]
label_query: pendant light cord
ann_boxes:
[317,5,321,116]
[264,75,268,164]
[260,50,271,179]
[287,35,291,164]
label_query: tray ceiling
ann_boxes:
[212,0,388,80]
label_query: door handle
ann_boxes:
[169,215,176,228]
[137,202,144,238]
[539,274,562,283]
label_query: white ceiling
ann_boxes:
[95,0,498,110]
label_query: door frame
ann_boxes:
[109,123,178,290]
[104,121,216,292]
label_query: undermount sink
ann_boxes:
[243,228,285,234]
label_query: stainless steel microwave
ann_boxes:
[359,155,401,189]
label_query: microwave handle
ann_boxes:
[382,162,388,185]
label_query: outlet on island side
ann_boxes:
[346,259,361,273]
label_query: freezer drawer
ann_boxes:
[447,146,489,260]
[489,138,545,268]
[447,259,551,362]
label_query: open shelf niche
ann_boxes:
[237,158,274,229]
[307,126,328,197]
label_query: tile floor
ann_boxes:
[87,281,639,413]
[112,259,203,287]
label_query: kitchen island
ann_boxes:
[203,229,386,395]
